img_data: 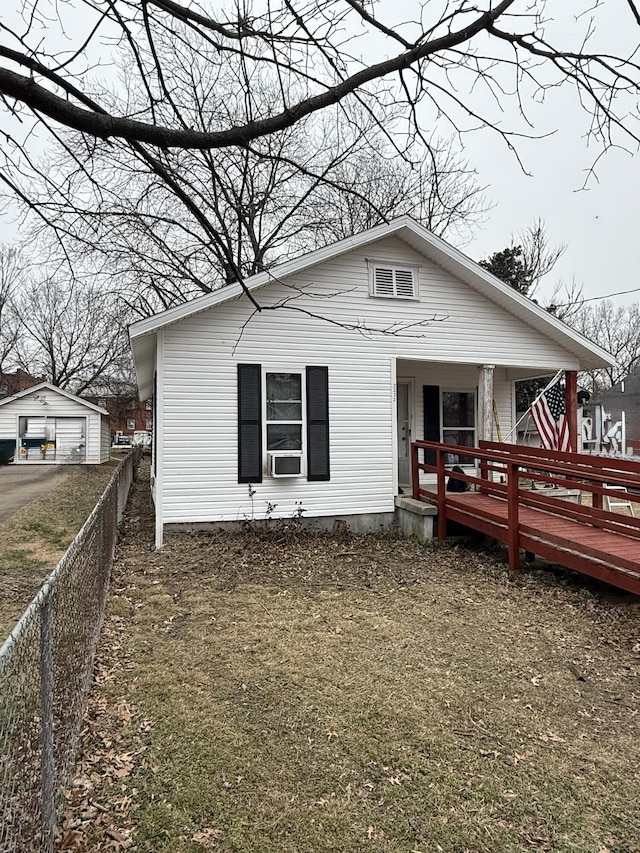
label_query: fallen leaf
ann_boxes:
[192,826,222,848]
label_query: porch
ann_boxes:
[409,439,640,596]
[394,360,580,493]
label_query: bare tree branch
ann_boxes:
[231,280,449,354]
[567,301,640,392]
[14,49,486,311]
[8,0,637,152]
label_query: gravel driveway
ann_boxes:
[0,464,72,525]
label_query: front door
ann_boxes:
[397,380,413,488]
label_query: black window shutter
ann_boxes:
[423,385,440,466]
[238,364,262,483]
[306,366,330,481]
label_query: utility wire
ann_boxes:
[552,285,640,308]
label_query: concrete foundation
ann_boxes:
[167,511,396,537]
[394,495,437,542]
[165,499,439,543]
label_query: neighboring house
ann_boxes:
[130,217,615,548]
[591,367,640,456]
[86,391,153,442]
[0,369,42,399]
[0,382,111,464]
[114,397,153,438]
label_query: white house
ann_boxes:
[0,382,111,465]
[130,217,615,548]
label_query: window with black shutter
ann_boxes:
[265,372,303,451]
[238,365,330,482]
[306,366,330,481]
[265,371,304,476]
[237,363,262,482]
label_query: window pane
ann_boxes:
[267,373,301,402]
[442,392,475,427]
[267,401,302,421]
[443,429,476,465]
[267,424,302,450]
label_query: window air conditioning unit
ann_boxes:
[268,453,303,477]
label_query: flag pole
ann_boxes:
[503,370,564,443]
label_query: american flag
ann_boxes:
[530,382,571,452]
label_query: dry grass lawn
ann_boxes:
[0,460,121,640]
[61,465,640,853]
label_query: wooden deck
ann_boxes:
[411,440,640,596]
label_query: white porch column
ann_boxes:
[478,364,495,443]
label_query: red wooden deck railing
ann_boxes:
[411,439,640,595]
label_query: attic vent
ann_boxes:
[369,263,418,299]
[394,268,415,297]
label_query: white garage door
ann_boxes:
[55,418,86,460]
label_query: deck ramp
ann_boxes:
[412,440,640,596]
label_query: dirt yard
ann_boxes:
[60,464,640,853]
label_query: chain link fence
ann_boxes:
[0,447,142,852]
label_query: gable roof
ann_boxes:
[0,381,109,416]
[130,216,616,398]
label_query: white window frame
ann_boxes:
[263,369,306,477]
[441,389,477,466]
[367,259,420,300]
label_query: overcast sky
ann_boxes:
[449,2,639,309]
[463,108,638,309]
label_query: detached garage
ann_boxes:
[0,382,110,465]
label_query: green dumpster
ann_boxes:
[0,439,15,465]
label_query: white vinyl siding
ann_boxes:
[100,417,111,462]
[154,235,581,526]
[160,351,393,524]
